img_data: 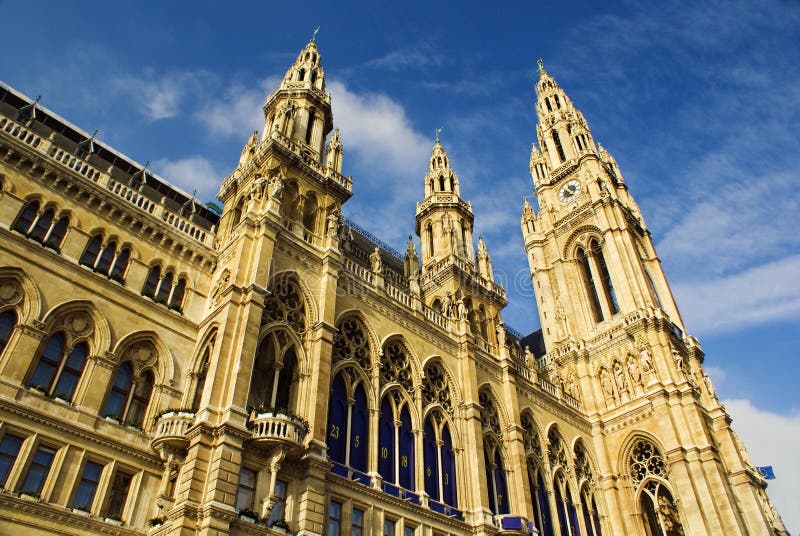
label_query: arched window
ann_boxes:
[12,201,39,234]
[169,277,187,310]
[529,467,554,536]
[28,333,89,402]
[29,208,54,242]
[302,193,317,236]
[109,247,131,283]
[80,235,103,267]
[378,393,415,497]
[439,175,445,191]
[552,131,567,162]
[628,438,684,536]
[103,362,154,428]
[310,70,317,85]
[156,271,174,304]
[142,265,161,298]
[298,68,306,81]
[0,310,17,356]
[484,438,509,515]
[426,223,434,258]
[44,215,69,251]
[553,472,579,536]
[231,197,245,229]
[449,176,455,192]
[247,330,300,412]
[643,268,663,309]
[577,247,604,323]
[590,240,619,314]
[423,411,458,512]
[95,242,116,275]
[327,371,369,483]
[575,442,601,536]
[305,110,316,144]
[191,334,214,412]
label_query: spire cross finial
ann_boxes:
[311,27,320,43]
[537,57,545,74]
[434,126,443,144]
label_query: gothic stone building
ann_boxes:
[0,39,787,536]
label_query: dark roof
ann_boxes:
[520,329,546,358]
[0,81,220,230]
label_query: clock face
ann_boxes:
[558,179,581,203]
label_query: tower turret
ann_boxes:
[262,37,333,160]
[415,140,474,267]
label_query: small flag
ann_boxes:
[757,466,775,480]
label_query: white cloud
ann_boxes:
[363,46,444,72]
[113,70,215,121]
[328,79,429,180]
[152,156,220,201]
[672,255,800,335]
[196,76,280,138]
[723,399,800,534]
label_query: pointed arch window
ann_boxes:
[191,334,215,412]
[80,236,103,268]
[591,240,619,314]
[169,277,187,311]
[378,393,416,498]
[439,175,445,191]
[28,333,89,402]
[109,247,131,283]
[484,438,509,515]
[628,438,684,536]
[44,215,69,251]
[155,271,174,304]
[28,208,54,242]
[12,200,39,234]
[142,265,161,298]
[95,241,116,275]
[529,467,554,536]
[247,330,300,412]
[580,485,602,536]
[232,197,245,229]
[643,268,663,309]
[327,371,369,483]
[103,362,154,428]
[306,110,316,144]
[0,310,17,356]
[552,131,567,162]
[423,411,458,514]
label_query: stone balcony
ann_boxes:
[248,411,308,452]
[151,411,195,453]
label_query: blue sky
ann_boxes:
[2,0,798,530]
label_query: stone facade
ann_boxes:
[0,39,786,536]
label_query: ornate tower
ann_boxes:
[415,140,506,346]
[520,61,786,535]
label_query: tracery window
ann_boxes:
[480,389,508,515]
[142,266,186,310]
[553,471,580,536]
[103,362,154,428]
[262,276,306,334]
[191,333,215,412]
[248,329,299,411]
[576,239,619,322]
[422,363,458,515]
[528,464,554,536]
[332,317,371,370]
[575,442,602,536]
[28,332,89,402]
[628,438,684,536]
[378,390,415,497]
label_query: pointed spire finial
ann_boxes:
[434,126,443,144]
[537,58,545,75]
[311,26,320,43]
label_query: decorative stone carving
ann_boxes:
[638,342,654,374]
[326,208,340,238]
[64,312,93,338]
[627,353,642,385]
[124,341,157,367]
[613,360,627,394]
[0,279,22,304]
[600,366,614,401]
[268,175,284,200]
[369,247,382,275]
[332,317,371,371]
[422,362,452,415]
[381,341,412,393]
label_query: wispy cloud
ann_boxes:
[724,398,800,533]
[112,69,215,121]
[362,46,444,73]
[195,76,280,138]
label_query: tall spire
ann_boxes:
[262,37,333,160]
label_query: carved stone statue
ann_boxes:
[703,373,716,398]
[369,247,382,274]
[496,324,507,348]
[268,175,284,199]
[456,298,467,321]
[600,368,614,399]
[554,296,569,340]
[671,346,685,376]
[639,345,654,373]
[524,346,535,369]
[441,293,452,318]
[627,355,642,385]
[326,208,340,237]
[409,276,420,297]
[613,361,627,393]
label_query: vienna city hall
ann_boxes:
[0,38,787,536]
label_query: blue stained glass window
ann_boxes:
[327,374,347,465]
[0,433,23,487]
[568,496,581,536]
[29,332,65,390]
[555,479,569,536]
[441,424,457,508]
[536,471,555,536]
[493,448,509,514]
[351,383,369,474]
[103,362,133,419]
[378,397,394,483]
[398,405,414,491]
[423,418,439,501]
[52,342,88,401]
